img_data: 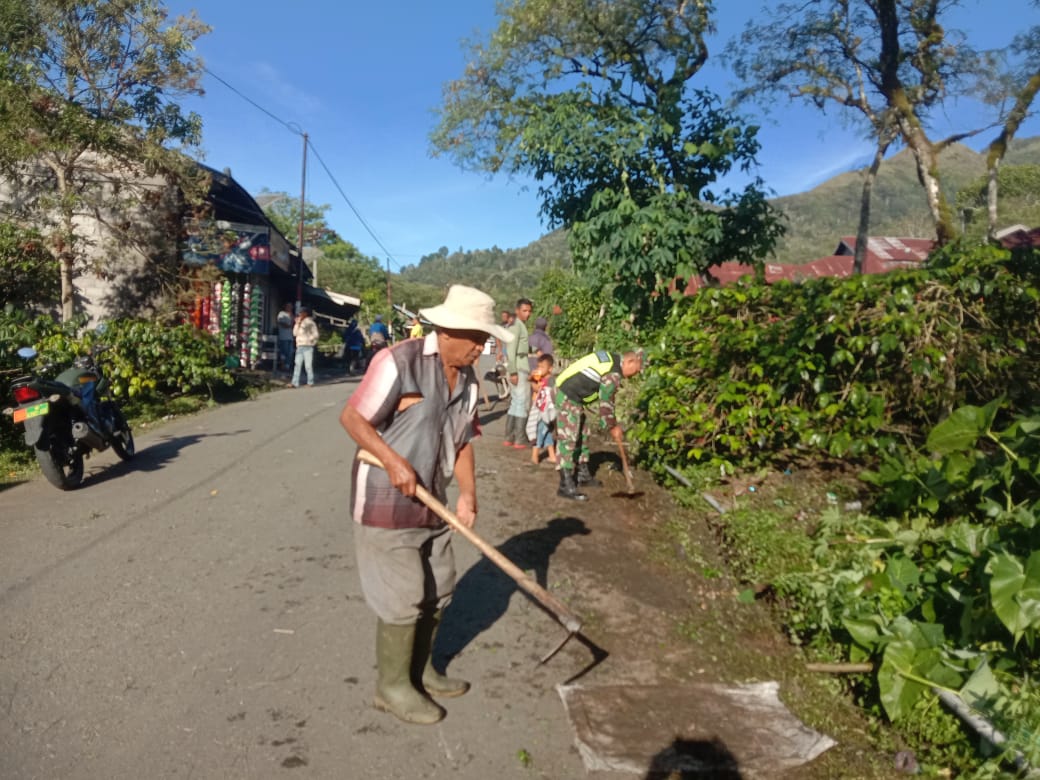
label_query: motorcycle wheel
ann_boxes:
[106,404,136,460]
[35,437,84,490]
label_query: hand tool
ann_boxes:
[616,439,636,494]
[356,449,582,663]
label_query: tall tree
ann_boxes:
[258,190,340,248]
[431,0,783,326]
[977,2,1040,238]
[0,0,210,322]
[728,0,981,256]
[315,238,385,301]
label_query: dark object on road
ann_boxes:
[3,343,135,489]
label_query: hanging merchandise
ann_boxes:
[248,285,264,369]
[210,281,222,336]
[221,279,232,348]
[232,281,242,353]
[240,281,251,368]
[201,294,211,335]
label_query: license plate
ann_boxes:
[13,401,48,423]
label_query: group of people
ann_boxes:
[279,304,401,384]
[495,297,643,501]
[337,283,643,727]
[344,314,392,375]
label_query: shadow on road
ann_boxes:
[84,431,246,487]
[476,407,508,427]
[436,516,591,667]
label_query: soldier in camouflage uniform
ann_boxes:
[553,350,644,500]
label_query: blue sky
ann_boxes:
[166,0,1039,272]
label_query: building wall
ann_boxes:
[1,151,184,327]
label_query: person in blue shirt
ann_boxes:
[346,320,366,373]
[369,314,390,351]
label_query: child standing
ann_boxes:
[529,354,558,466]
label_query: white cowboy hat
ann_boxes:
[420,285,514,343]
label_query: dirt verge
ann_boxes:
[470,401,896,778]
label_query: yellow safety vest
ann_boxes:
[556,351,620,405]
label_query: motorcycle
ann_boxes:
[3,344,135,489]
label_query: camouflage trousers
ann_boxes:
[554,393,590,473]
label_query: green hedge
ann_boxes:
[631,243,1040,473]
[1,309,234,454]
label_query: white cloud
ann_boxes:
[248,61,323,115]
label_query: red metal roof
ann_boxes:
[835,236,934,274]
[998,226,1040,249]
[684,236,933,294]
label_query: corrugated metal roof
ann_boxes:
[683,235,934,294]
[998,226,1040,249]
[836,236,933,264]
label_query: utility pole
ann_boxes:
[295,132,308,310]
[385,256,392,337]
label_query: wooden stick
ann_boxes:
[805,662,874,674]
[615,439,635,493]
[355,449,582,635]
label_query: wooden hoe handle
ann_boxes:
[355,449,582,635]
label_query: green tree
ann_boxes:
[956,163,1040,240]
[258,190,340,248]
[0,221,60,306]
[728,0,987,254]
[534,268,605,356]
[977,4,1040,238]
[318,239,385,300]
[0,0,211,322]
[431,0,783,328]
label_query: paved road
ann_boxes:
[0,372,586,779]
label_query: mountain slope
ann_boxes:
[400,136,1040,289]
[771,137,1040,263]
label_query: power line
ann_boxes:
[305,139,403,271]
[128,9,397,264]
[201,67,303,138]
[202,69,403,271]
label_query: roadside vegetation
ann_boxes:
[3,0,1040,774]
[624,242,1040,776]
[0,305,246,485]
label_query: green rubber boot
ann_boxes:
[414,610,470,698]
[373,620,445,724]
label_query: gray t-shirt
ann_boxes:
[277,310,293,340]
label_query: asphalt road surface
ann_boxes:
[0,374,589,779]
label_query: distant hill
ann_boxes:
[771,135,1040,263]
[400,136,1040,292]
[398,229,571,307]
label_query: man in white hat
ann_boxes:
[339,285,513,725]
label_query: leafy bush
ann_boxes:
[631,243,1040,473]
[628,242,1040,771]
[85,320,234,401]
[705,401,1040,772]
[1,310,235,456]
[534,268,638,357]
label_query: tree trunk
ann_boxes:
[60,251,75,323]
[984,71,1040,240]
[876,0,956,246]
[54,164,76,323]
[854,136,892,274]
[986,163,999,242]
[899,117,956,245]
